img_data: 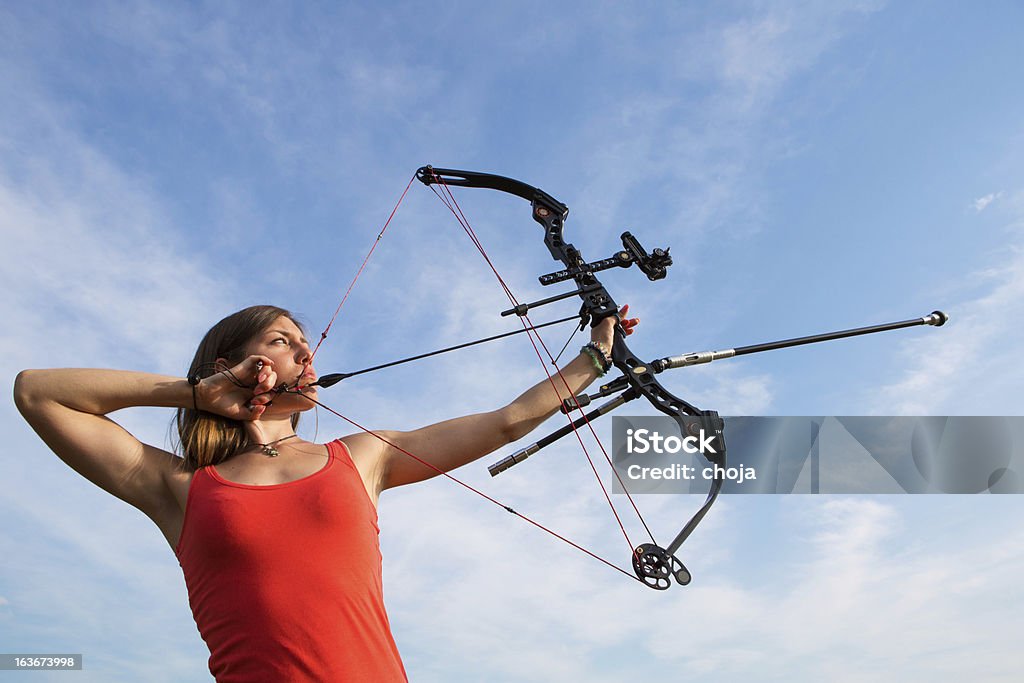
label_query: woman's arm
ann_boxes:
[364,310,636,491]
[14,369,196,520]
[13,357,275,520]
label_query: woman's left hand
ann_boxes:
[591,304,639,351]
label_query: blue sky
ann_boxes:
[2,1,1023,681]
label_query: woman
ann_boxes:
[14,303,636,681]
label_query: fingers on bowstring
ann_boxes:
[250,392,275,406]
[246,391,274,421]
[617,304,640,336]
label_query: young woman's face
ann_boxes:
[244,315,319,407]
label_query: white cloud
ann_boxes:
[383,493,1024,682]
[973,191,1004,212]
[639,497,1024,682]
[873,241,1024,415]
[0,49,236,376]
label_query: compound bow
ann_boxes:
[414,166,727,590]
[298,165,947,590]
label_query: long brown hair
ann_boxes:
[175,305,305,471]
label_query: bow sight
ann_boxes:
[537,231,672,286]
[500,232,671,319]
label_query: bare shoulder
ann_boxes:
[338,431,391,467]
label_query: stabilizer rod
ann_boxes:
[652,310,948,372]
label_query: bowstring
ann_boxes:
[425,173,658,555]
[304,173,418,373]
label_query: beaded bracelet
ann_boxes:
[581,342,612,376]
[589,341,612,367]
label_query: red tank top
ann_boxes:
[175,440,407,682]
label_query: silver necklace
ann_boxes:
[256,434,298,457]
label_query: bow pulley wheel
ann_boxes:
[633,543,691,590]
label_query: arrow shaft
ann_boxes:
[313,314,580,387]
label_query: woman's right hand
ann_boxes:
[195,355,279,420]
